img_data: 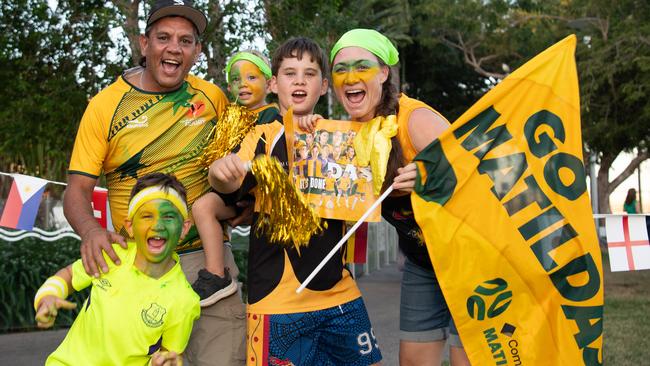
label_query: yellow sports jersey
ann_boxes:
[325,177,335,191]
[338,177,351,191]
[381,94,450,270]
[69,70,228,251]
[396,94,449,162]
[234,121,361,314]
[46,243,200,365]
[355,177,368,194]
[251,103,280,125]
[338,156,357,166]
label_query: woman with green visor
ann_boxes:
[299,29,470,366]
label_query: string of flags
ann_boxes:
[1,173,649,272]
[0,172,111,233]
[0,174,49,230]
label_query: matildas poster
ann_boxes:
[292,119,380,222]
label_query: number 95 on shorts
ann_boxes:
[247,297,383,365]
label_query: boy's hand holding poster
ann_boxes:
[293,119,380,222]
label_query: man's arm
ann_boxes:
[63,174,126,276]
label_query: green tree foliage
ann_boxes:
[407,0,649,213]
[198,0,267,86]
[570,0,650,212]
[114,0,266,86]
[0,0,126,182]
[263,0,411,117]
[263,0,357,51]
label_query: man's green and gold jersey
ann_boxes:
[69,70,228,251]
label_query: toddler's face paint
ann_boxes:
[228,60,268,109]
[130,199,184,265]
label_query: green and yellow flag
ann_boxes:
[412,35,603,365]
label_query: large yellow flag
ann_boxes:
[412,35,603,365]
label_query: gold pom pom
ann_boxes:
[199,103,257,169]
[251,155,324,249]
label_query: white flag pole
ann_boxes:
[296,185,395,293]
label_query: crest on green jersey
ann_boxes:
[141,302,166,328]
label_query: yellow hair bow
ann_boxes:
[353,115,398,195]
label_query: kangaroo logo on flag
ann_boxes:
[412,35,603,365]
[0,174,48,230]
[605,215,650,271]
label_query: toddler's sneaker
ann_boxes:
[191,268,237,307]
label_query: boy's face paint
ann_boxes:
[331,47,389,122]
[270,54,328,118]
[128,199,185,265]
[228,60,268,110]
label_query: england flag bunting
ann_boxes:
[605,215,650,271]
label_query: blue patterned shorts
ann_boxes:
[247,297,382,366]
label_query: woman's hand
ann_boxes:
[296,114,323,133]
[392,163,418,192]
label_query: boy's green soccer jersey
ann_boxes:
[46,243,200,365]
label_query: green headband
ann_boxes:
[224,52,272,83]
[330,29,399,66]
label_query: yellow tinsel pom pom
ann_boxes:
[199,103,258,169]
[251,155,324,249]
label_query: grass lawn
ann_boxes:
[603,254,650,365]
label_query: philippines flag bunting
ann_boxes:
[605,215,650,272]
[0,174,49,230]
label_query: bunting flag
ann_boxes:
[92,187,109,229]
[346,222,368,264]
[412,35,603,365]
[0,174,49,230]
[605,215,650,271]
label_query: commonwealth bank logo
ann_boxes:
[466,278,512,320]
[141,303,166,328]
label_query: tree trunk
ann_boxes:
[113,0,142,66]
[597,153,614,214]
[204,0,225,84]
[596,150,649,214]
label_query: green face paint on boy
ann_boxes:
[126,198,189,276]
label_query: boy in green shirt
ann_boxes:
[34,172,200,366]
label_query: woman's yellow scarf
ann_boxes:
[353,115,398,195]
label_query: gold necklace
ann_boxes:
[139,69,146,89]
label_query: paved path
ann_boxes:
[357,263,402,366]
[0,263,403,365]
